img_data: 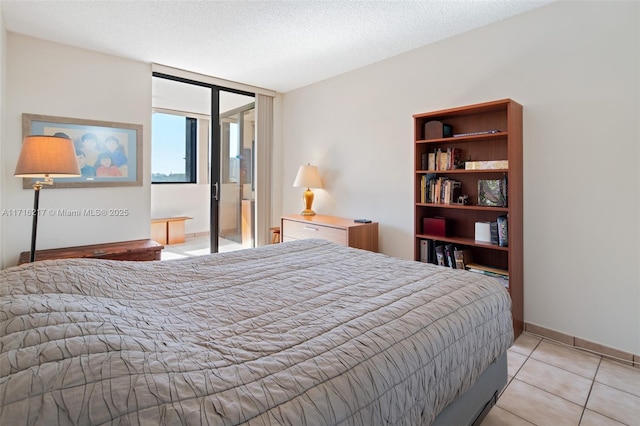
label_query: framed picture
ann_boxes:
[22,113,143,188]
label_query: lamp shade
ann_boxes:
[14,135,81,178]
[293,164,323,189]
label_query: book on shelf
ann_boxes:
[427,152,436,171]
[426,242,475,271]
[443,180,461,205]
[420,239,437,264]
[422,176,461,204]
[434,245,445,266]
[432,147,463,171]
[437,149,449,171]
[465,263,509,278]
[444,243,456,268]
[490,222,499,245]
[497,215,508,247]
[447,147,462,170]
[453,248,471,269]
[465,264,510,289]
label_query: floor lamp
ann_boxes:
[14,135,81,262]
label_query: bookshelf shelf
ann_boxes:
[416,169,509,174]
[416,234,510,251]
[413,99,523,338]
[416,203,509,213]
[416,132,509,145]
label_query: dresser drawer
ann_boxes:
[280,215,378,252]
[282,219,347,245]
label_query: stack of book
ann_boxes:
[421,147,462,171]
[420,175,461,204]
[420,240,470,270]
[465,263,509,288]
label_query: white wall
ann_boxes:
[278,2,639,353]
[0,8,6,269]
[2,34,152,266]
[150,184,210,234]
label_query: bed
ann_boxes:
[0,239,512,425]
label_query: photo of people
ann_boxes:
[23,114,141,188]
[76,150,96,178]
[45,128,131,180]
[95,152,123,177]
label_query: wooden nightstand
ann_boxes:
[18,239,164,264]
[281,215,378,252]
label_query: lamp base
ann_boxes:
[301,188,316,216]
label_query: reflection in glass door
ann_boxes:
[218,93,256,250]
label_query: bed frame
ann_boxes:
[433,352,508,425]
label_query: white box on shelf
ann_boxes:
[475,222,492,243]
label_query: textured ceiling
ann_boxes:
[1,0,552,93]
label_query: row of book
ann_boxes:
[420,240,468,269]
[420,147,463,171]
[419,239,509,288]
[420,175,462,204]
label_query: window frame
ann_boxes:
[151,110,198,184]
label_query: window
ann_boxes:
[151,112,197,183]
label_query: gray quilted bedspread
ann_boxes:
[0,239,513,425]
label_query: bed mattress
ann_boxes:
[0,239,513,425]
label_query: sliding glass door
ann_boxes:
[152,73,255,254]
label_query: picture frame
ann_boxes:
[22,113,143,189]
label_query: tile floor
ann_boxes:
[163,237,639,426]
[160,235,242,260]
[482,332,640,426]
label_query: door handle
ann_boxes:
[213,182,220,201]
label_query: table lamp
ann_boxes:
[293,164,323,216]
[14,135,81,262]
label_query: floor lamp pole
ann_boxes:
[29,183,42,263]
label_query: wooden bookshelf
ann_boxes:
[413,99,523,338]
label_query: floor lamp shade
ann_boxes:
[14,135,81,262]
[14,135,81,178]
[293,164,323,216]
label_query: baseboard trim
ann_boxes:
[524,322,639,368]
[185,231,209,238]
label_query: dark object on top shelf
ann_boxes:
[424,120,452,140]
[453,129,501,138]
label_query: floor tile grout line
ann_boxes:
[498,335,611,425]
[525,353,599,382]
[524,331,636,367]
[505,335,639,426]
[578,356,601,425]
[509,377,586,412]
[494,404,536,425]
[494,336,541,423]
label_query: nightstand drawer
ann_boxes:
[282,219,347,245]
[280,215,378,252]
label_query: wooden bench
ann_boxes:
[19,239,164,264]
[151,216,192,245]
